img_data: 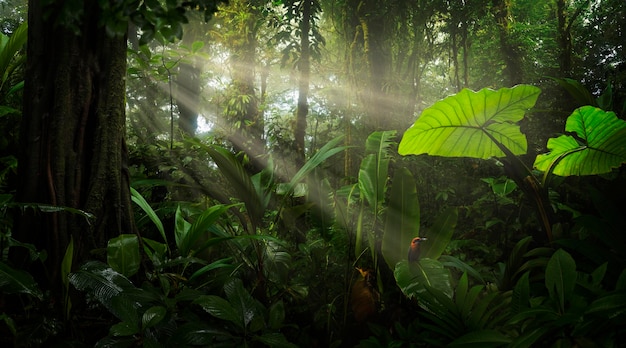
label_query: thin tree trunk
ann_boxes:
[176,62,200,136]
[294,0,311,169]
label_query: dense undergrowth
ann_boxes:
[2,78,626,347]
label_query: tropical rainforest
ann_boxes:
[1,0,625,347]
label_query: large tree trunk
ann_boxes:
[16,1,134,291]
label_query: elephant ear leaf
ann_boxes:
[534,106,626,176]
[399,85,540,159]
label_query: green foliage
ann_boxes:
[0,20,26,93]
[398,85,541,159]
[381,167,420,270]
[507,249,626,346]
[43,0,224,44]
[356,131,395,262]
[0,260,43,300]
[394,259,453,300]
[193,278,296,347]
[534,106,626,177]
[107,234,141,278]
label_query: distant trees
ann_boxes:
[16,0,223,300]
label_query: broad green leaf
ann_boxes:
[0,261,43,299]
[142,306,167,329]
[191,40,204,53]
[534,106,626,176]
[194,295,241,327]
[399,85,540,158]
[224,278,263,330]
[142,237,167,264]
[110,321,139,337]
[545,249,577,312]
[69,261,136,316]
[111,295,139,325]
[382,167,420,269]
[421,206,457,260]
[107,234,141,278]
[394,259,453,299]
[482,176,517,196]
[268,300,286,329]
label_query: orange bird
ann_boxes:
[408,237,426,262]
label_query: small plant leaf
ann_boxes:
[545,249,577,312]
[107,234,141,278]
[69,261,136,316]
[534,106,626,176]
[194,295,241,328]
[142,305,167,329]
[0,261,43,299]
[268,300,286,329]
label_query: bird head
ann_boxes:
[408,237,427,262]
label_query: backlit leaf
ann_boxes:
[399,85,540,159]
[534,106,626,176]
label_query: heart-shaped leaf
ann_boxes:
[534,106,626,176]
[399,85,540,159]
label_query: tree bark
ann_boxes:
[176,62,201,137]
[294,0,311,169]
[492,0,523,86]
[17,0,134,290]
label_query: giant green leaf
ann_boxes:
[381,167,420,270]
[534,106,626,176]
[399,85,540,158]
